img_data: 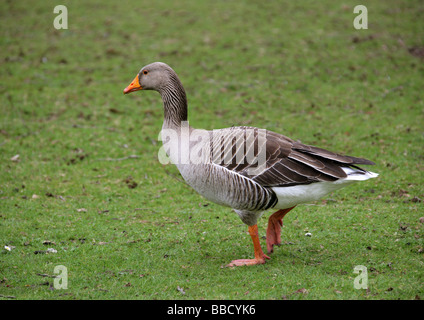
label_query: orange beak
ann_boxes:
[123,75,142,94]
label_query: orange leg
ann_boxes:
[226,224,270,267]
[266,206,295,253]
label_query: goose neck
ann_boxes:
[160,80,188,129]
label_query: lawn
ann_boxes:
[0,0,423,300]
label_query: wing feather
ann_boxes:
[210,126,374,188]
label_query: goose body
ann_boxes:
[124,62,378,266]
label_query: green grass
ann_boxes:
[1,0,423,300]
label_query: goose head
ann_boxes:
[123,62,188,126]
[123,62,176,94]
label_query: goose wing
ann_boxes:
[210,126,375,188]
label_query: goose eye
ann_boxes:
[143,70,149,75]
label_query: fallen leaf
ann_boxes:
[109,107,122,114]
[408,47,424,59]
[294,288,308,294]
[411,196,421,203]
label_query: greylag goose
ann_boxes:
[123,62,378,267]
